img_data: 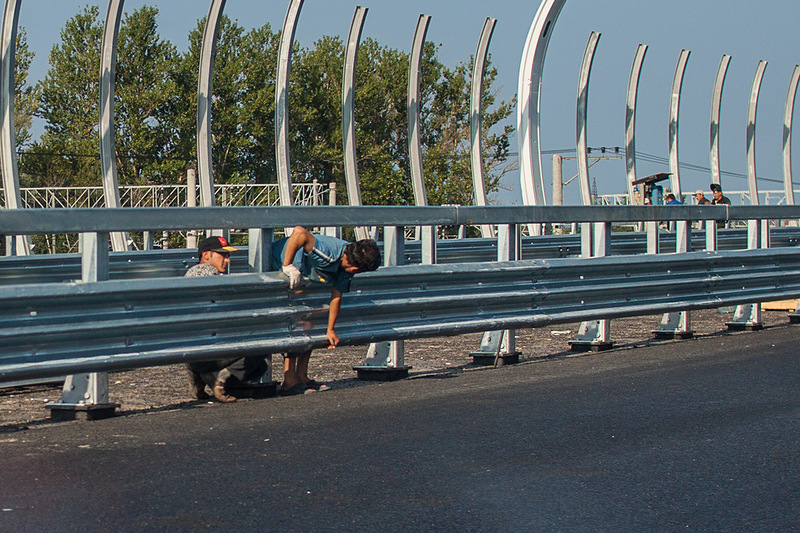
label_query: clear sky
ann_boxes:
[17,0,800,204]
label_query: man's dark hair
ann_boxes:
[344,239,381,272]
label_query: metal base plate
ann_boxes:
[725,322,764,331]
[353,366,411,382]
[652,330,695,340]
[470,351,521,366]
[568,341,614,353]
[46,403,119,422]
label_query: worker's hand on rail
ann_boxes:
[327,328,340,349]
[282,264,303,289]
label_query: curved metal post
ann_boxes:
[470,17,496,237]
[625,44,647,205]
[342,6,367,206]
[0,0,28,254]
[747,60,767,205]
[275,0,304,207]
[576,31,600,206]
[342,6,369,241]
[197,0,226,208]
[517,0,566,209]
[668,49,690,199]
[728,60,768,331]
[407,14,430,207]
[99,0,128,251]
[783,65,800,206]
[710,54,731,187]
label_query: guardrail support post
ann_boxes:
[236,227,278,393]
[421,225,437,265]
[653,219,694,339]
[248,228,274,273]
[356,225,411,381]
[705,219,718,251]
[646,221,659,254]
[728,219,765,330]
[471,223,522,365]
[570,222,614,351]
[47,232,118,421]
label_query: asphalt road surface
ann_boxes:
[1,326,798,532]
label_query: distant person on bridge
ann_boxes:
[694,190,711,205]
[274,226,381,396]
[710,183,731,205]
[185,236,269,403]
[664,193,682,205]
[710,183,731,228]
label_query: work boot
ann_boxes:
[187,369,209,400]
[213,380,237,403]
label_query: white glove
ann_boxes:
[282,264,303,289]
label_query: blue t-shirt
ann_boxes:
[272,234,353,293]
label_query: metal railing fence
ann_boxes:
[1,182,332,209]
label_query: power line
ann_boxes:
[519,147,792,186]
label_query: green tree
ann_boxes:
[14,27,38,148]
[174,16,280,185]
[115,6,181,185]
[287,38,513,207]
[237,23,280,183]
[26,5,102,187]
[351,39,412,206]
[421,55,514,206]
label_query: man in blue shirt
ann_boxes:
[272,226,381,395]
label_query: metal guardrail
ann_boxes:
[0,204,798,388]
[3,227,799,286]
[1,246,799,384]
[0,204,798,234]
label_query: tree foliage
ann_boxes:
[17,6,515,208]
[14,28,38,149]
[115,5,180,185]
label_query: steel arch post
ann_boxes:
[275,0,304,207]
[625,44,647,205]
[783,65,800,207]
[576,31,600,207]
[656,50,693,338]
[710,54,731,187]
[517,0,566,213]
[407,14,430,207]
[0,0,29,255]
[729,60,769,331]
[668,49,690,199]
[98,0,129,252]
[342,6,369,241]
[571,32,613,352]
[745,60,767,208]
[470,17,497,238]
[197,0,226,208]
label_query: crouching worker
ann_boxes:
[272,226,381,396]
[185,236,269,402]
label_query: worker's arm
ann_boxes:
[327,288,343,348]
[281,227,315,288]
